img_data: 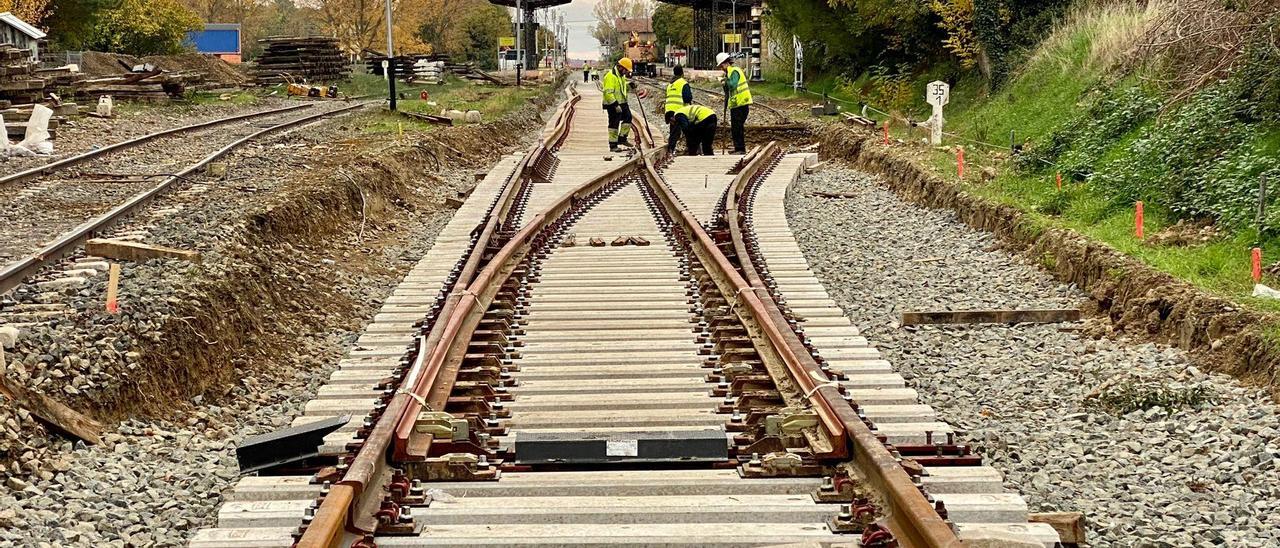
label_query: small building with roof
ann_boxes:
[0,12,45,61]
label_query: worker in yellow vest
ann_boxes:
[664,65,692,115]
[602,57,647,151]
[716,52,753,154]
[665,104,718,156]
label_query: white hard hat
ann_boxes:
[716,52,732,66]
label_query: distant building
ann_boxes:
[614,17,655,49]
[0,12,45,61]
[186,23,242,63]
[664,45,687,67]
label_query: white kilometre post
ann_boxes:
[792,35,803,91]
[926,80,949,145]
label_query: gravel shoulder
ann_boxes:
[787,164,1280,547]
[0,87,556,545]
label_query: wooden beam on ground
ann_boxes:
[1029,512,1085,545]
[85,238,201,264]
[900,308,1080,326]
[0,374,102,445]
[813,191,857,199]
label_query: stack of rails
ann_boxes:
[255,37,347,84]
[73,71,202,103]
[0,44,49,106]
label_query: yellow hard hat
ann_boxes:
[617,57,633,71]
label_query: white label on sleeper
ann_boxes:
[605,439,638,457]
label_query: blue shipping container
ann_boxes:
[186,24,241,54]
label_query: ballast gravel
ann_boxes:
[786,165,1280,547]
[0,134,522,546]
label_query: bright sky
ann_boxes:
[509,0,604,61]
[561,0,603,60]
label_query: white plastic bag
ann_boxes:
[1253,283,1280,300]
[0,114,11,156]
[19,104,52,154]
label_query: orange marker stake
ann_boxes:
[882,120,890,145]
[1056,171,1062,191]
[1135,201,1145,240]
[106,263,121,314]
[956,146,965,179]
[1252,247,1263,283]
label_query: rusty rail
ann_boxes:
[297,86,651,546]
[708,144,961,547]
[0,102,316,188]
[299,89,952,547]
[0,102,369,296]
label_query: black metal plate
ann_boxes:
[514,428,728,464]
[236,414,351,474]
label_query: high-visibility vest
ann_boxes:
[665,78,688,113]
[676,104,715,123]
[725,66,753,109]
[602,68,629,105]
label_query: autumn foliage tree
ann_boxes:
[652,3,692,48]
[312,0,429,55]
[85,0,204,55]
[0,0,52,26]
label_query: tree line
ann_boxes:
[12,0,511,68]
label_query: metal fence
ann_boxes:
[40,50,83,68]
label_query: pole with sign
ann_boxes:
[384,0,396,111]
[925,81,948,145]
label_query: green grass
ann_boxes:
[343,73,545,134]
[764,3,1280,320]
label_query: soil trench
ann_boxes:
[0,81,562,545]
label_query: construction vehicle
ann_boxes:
[623,32,658,77]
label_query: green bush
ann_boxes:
[1015,39,1280,235]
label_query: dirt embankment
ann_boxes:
[81,51,249,87]
[115,89,560,419]
[817,124,1280,394]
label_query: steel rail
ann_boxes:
[712,145,961,547]
[0,102,369,296]
[297,87,604,546]
[0,103,316,188]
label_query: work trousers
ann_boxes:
[583,70,589,82]
[685,115,717,156]
[729,104,749,153]
[605,103,633,145]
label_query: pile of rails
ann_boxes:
[74,65,199,102]
[364,54,447,84]
[0,44,76,135]
[0,44,55,105]
[255,37,347,84]
[444,61,504,85]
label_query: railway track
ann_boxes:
[0,100,368,295]
[191,81,1063,547]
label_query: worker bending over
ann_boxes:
[716,52,752,154]
[666,104,717,156]
[664,65,692,115]
[602,57,647,151]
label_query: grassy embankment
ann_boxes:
[342,73,545,134]
[755,4,1280,323]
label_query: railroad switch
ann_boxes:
[414,411,468,441]
[764,407,819,438]
[739,450,823,477]
[403,452,499,482]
